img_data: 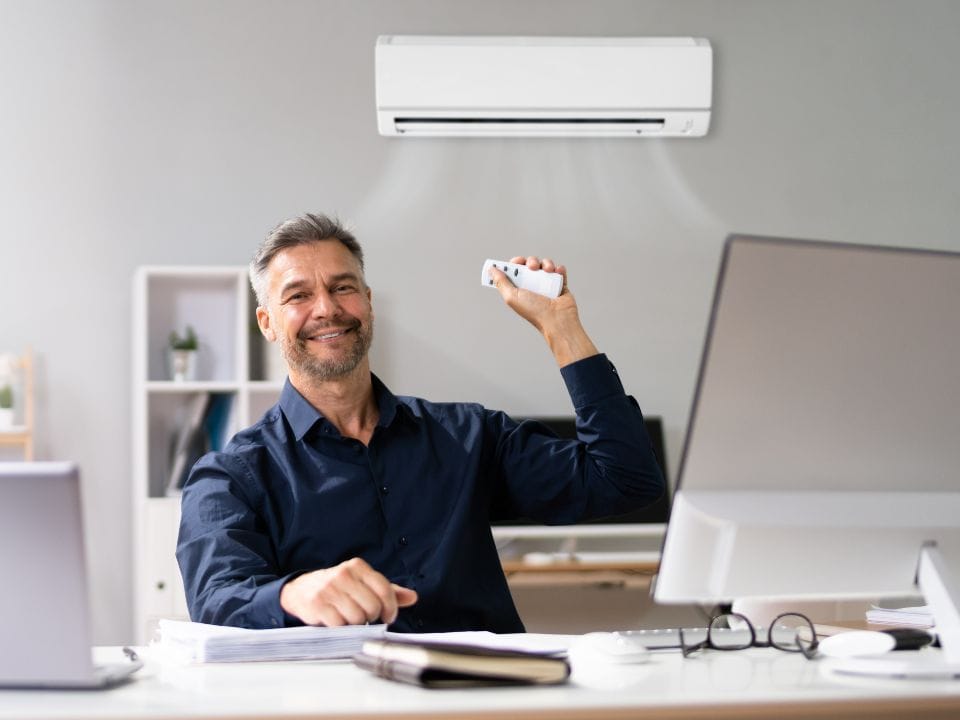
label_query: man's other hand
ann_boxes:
[279,557,418,626]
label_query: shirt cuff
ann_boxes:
[247,573,305,628]
[559,353,626,410]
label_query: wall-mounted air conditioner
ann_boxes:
[375,36,712,138]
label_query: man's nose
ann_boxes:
[310,289,342,319]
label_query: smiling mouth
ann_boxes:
[303,324,358,342]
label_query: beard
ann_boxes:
[278,315,374,382]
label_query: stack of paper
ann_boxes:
[865,605,934,628]
[157,619,386,663]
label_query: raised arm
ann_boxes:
[487,255,598,367]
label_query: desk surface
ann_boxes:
[3,646,960,720]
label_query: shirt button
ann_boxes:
[416,618,424,628]
[380,485,389,495]
[399,536,408,546]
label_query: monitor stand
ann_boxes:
[827,542,960,679]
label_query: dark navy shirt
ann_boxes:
[176,353,664,633]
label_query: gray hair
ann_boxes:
[249,213,365,307]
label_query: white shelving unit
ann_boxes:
[132,266,284,642]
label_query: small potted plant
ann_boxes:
[0,353,15,429]
[0,382,13,429]
[168,325,199,382]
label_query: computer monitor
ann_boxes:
[654,235,960,676]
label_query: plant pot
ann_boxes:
[168,349,198,382]
[0,407,14,429]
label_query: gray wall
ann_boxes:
[2,0,958,643]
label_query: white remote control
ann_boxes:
[481,259,564,299]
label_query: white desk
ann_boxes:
[2,646,960,719]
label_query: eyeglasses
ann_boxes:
[679,612,819,659]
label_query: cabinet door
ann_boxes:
[141,500,188,632]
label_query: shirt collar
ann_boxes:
[279,374,416,442]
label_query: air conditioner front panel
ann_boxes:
[377,42,711,110]
[375,36,713,138]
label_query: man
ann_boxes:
[177,213,664,633]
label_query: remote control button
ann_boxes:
[513,268,518,276]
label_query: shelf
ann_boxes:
[503,569,656,589]
[247,380,285,392]
[134,266,282,640]
[503,560,659,576]
[492,523,666,540]
[143,271,243,383]
[0,426,30,436]
[146,381,243,393]
[502,549,661,578]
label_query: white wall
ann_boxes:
[2,0,958,643]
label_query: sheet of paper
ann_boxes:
[866,605,934,628]
[384,630,576,655]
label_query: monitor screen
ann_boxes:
[492,416,669,526]
[653,235,960,670]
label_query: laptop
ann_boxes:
[0,462,142,689]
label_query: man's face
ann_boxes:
[257,241,373,383]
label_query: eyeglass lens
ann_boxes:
[767,613,811,651]
[682,612,818,658]
[708,612,756,650]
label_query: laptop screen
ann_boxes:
[0,462,97,686]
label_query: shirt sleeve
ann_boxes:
[489,353,665,523]
[176,451,297,628]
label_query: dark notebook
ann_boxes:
[354,638,570,688]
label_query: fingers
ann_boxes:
[280,558,418,627]
[487,265,517,303]
[393,584,419,608]
[508,255,550,271]
[494,256,568,296]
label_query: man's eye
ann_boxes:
[334,285,357,294]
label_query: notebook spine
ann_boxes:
[353,652,426,687]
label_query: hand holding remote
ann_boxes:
[483,255,598,368]
[481,258,564,298]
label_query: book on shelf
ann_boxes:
[165,393,235,496]
[165,393,209,496]
[156,619,386,663]
[353,637,570,688]
[203,393,234,451]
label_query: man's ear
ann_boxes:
[256,306,277,342]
